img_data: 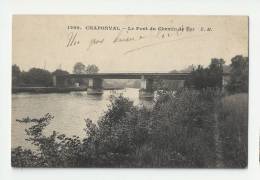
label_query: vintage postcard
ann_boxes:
[11,15,248,168]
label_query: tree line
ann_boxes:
[12,62,99,87]
[12,55,248,94]
[186,55,248,94]
[154,55,248,94]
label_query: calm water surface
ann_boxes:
[12,88,153,148]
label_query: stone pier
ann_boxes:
[53,75,57,87]
[53,75,68,87]
[139,76,154,99]
[222,74,230,92]
[87,78,103,95]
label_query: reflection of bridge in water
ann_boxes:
[53,73,229,99]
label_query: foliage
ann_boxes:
[153,79,184,91]
[52,69,70,76]
[218,93,248,167]
[12,113,84,167]
[185,58,225,90]
[11,88,247,168]
[73,62,86,74]
[152,65,195,91]
[20,68,53,87]
[12,64,21,87]
[11,147,45,167]
[73,62,99,74]
[12,65,72,87]
[226,55,249,94]
[146,88,222,167]
[11,63,100,87]
[71,63,99,86]
[12,65,54,87]
[86,64,99,74]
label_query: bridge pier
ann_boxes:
[139,76,154,99]
[222,75,230,92]
[53,75,57,87]
[87,78,103,95]
[53,75,69,87]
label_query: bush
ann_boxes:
[185,59,225,90]
[11,89,247,168]
[218,93,248,168]
[12,64,21,87]
[11,147,45,167]
[226,55,249,94]
[19,68,53,87]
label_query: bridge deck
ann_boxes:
[62,73,191,80]
[57,72,230,80]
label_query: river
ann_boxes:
[11,88,153,149]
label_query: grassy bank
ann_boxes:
[218,93,248,167]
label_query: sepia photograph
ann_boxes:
[11,15,249,168]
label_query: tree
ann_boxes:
[226,55,249,93]
[52,69,69,76]
[185,58,225,90]
[208,58,225,88]
[21,68,53,87]
[73,62,86,74]
[52,69,71,86]
[12,64,21,87]
[85,64,99,74]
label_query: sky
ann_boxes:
[12,15,248,73]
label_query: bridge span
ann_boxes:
[53,72,229,99]
[53,73,191,99]
[60,73,191,80]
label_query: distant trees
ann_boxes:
[185,58,225,90]
[52,69,70,76]
[12,64,21,87]
[185,56,249,93]
[72,62,99,87]
[12,65,70,87]
[226,55,249,94]
[12,65,53,87]
[73,62,86,74]
[73,62,99,74]
[12,63,100,88]
[86,64,99,74]
[21,68,53,87]
[152,65,195,91]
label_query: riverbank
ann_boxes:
[11,89,248,168]
[12,86,124,93]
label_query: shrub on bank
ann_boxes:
[218,93,248,168]
[11,88,247,168]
